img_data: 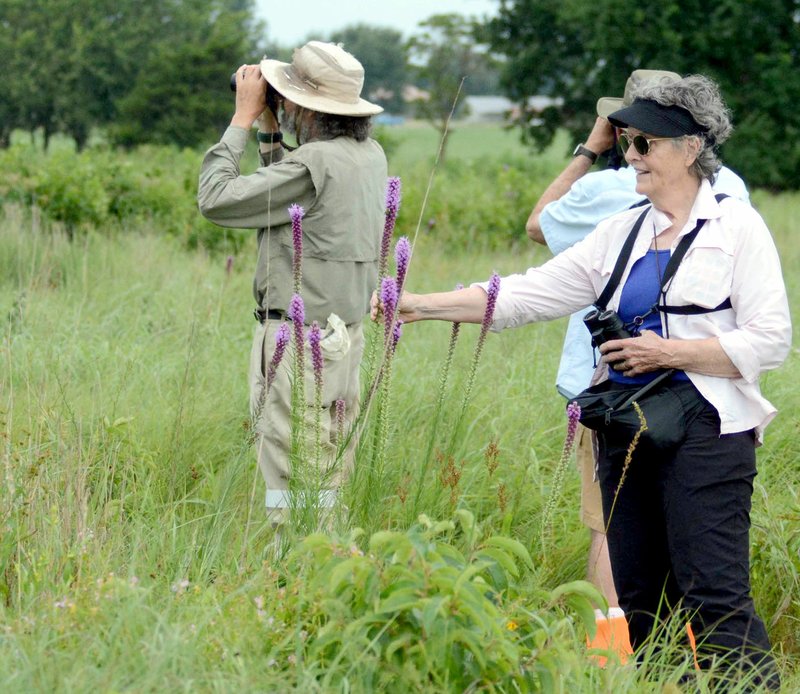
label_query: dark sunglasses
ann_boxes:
[618,130,675,156]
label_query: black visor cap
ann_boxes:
[608,98,706,137]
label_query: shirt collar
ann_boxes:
[650,178,721,235]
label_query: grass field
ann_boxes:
[1,124,798,691]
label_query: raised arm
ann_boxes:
[526,117,615,243]
[372,286,489,325]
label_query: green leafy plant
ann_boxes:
[274,510,600,691]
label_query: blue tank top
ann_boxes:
[608,249,689,385]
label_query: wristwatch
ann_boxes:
[257,131,283,143]
[572,143,598,164]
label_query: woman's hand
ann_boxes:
[600,330,742,379]
[230,64,268,129]
[371,290,422,323]
[371,286,489,326]
[599,330,672,377]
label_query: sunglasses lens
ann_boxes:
[633,135,650,156]
[618,134,630,153]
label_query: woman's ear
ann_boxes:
[684,135,702,167]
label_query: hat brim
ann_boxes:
[596,97,623,119]
[607,100,702,137]
[260,58,383,117]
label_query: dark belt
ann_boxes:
[254,308,285,323]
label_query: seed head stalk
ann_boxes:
[604,402,647,535]
[411,284,464,515]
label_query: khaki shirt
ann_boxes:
[198,126,387,325]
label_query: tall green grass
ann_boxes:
[1,136,799,690]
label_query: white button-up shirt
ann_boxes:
[479,180,791,439]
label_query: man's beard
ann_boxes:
[278,103,312,144]
[278,103,294,136]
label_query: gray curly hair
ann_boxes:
[634,74,733,181]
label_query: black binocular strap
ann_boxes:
[595,193,731,316]
[594,206,650,310]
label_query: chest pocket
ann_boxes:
[670,245,734,310]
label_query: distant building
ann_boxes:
[461,94,564,124]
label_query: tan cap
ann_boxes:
[596,69,681,118]
[260,41,383,117]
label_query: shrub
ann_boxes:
[272,511,600,691]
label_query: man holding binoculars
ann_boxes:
[198,41,387,523]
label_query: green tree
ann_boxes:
[408,14,495,161]
[329,25,408,113]
[1,0,152,148]
[484,0,800,189]
[111,6,261,148]
[0,0,263,150]
[111,0,263,148]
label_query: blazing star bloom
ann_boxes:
[225,255,234,276]
[334,398,346,443]
[379,177,402,277]
[542,400,584,536]
[380,276,398,340]
[481,272,501,337]
[266,323,291,390]
[308,321,323,388]
[394,236,411,291]
[566,402,581,447]
[392,319,403,352]
[287,293,305,360]
[288,203,305,292]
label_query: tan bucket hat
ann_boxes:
[260,41,383,117]
[596,69,681,118]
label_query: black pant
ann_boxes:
[598,388,780,689]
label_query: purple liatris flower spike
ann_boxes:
[287,293,305,360]
[541,400,583,537]
[394,236,411,292]
[308,321,323,388]
[288,203,305,293]
[481,272,501,336]
[334,398,346,443]
[385,176,401,219]
[266,323,291,390]
[380,276,398,340]
[225,255,234,276]
[392,319,403,352]
[566,402,581,447]
[379,177,402,277]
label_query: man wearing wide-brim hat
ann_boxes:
[198,41,388,525]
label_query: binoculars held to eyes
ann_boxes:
[229,71,282,116]
[583,308,632,347]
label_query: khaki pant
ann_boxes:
[249,318,363,515]
[578,424,605,532]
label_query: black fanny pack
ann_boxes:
[570,195,731,449]
[570,372,705,450]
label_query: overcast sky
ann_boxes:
[255,0,499,46]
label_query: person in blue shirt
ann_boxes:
[524,69,750,648]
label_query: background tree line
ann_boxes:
[484,0,800,189]
[1,0,798,188]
